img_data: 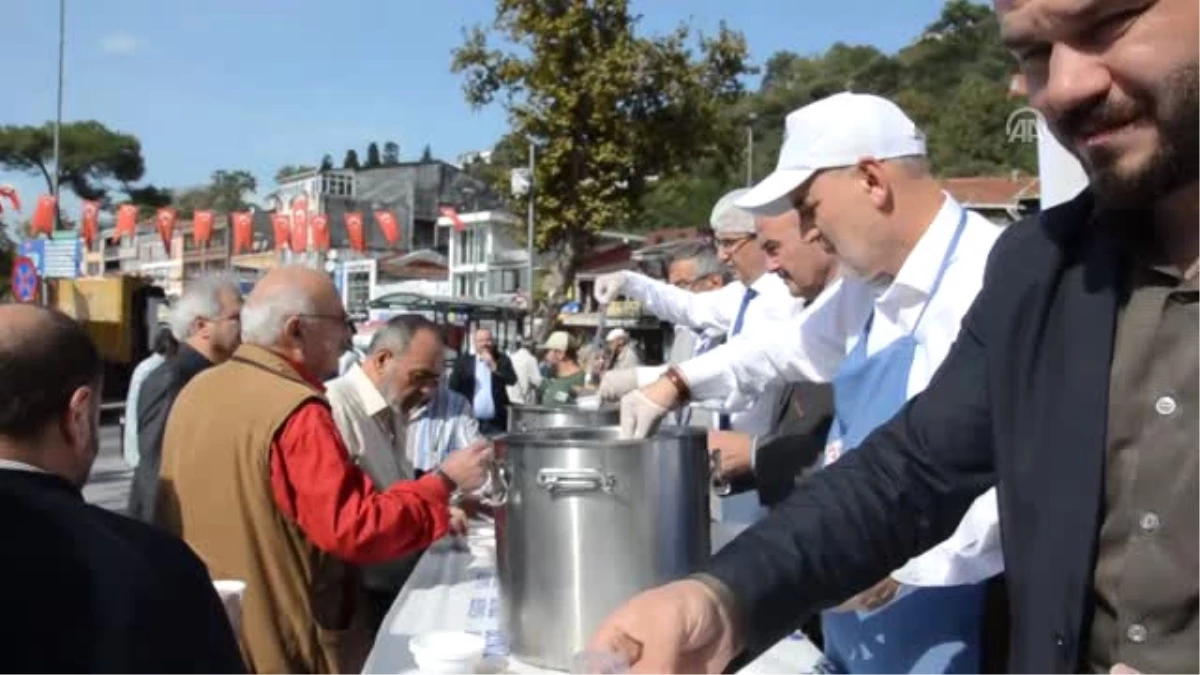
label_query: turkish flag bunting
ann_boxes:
[344,211,366,252]
[116,204,138,241]
[80,200,100,250]
[271,214,291,251]
[375,209,400,247]
[232,212,253,254]
[192,210,215,247]
[31,195,56,235]
[155,208,177,252]
[290,210,309,252]
[311,214,330,251]
[439,205,466,233]
[0,186,21,213]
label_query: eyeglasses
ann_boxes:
[714,235,756,253]
[298,313,356,334]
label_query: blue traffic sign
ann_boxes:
[11,255,39,303]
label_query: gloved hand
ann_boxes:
[619,389,670,439]
[594,271,628,304]
[598,368,640,402]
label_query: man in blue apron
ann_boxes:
[616,92,1005,673]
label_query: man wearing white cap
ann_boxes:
[536,330,586,406]
[594,188,805,523]
[603,328,641,371]
[606,92,1005,674]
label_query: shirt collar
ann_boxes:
[277,354,327,392]
[0,458,48,474]
[346,364,392,418]
[879,194,965,306]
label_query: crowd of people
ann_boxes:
[0,0,1194,673]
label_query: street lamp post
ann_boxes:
[745,113,757,187]
[52,0,65,227]
[526,141,535,304]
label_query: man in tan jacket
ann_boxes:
[156,266,492,673]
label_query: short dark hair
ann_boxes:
[0,308,103,440]
[153,325,179,357]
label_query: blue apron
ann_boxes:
[818,210,985,675]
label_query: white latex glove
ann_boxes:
[598,368,639,402]
[594,271,628,304]
[619,389,669,439]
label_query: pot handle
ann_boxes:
[478,461,511,507]
[537,468,617,494]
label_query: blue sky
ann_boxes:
[2,0,952,214]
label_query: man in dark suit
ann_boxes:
[0,304,245,673]
[590,0,1197,672]
[128,274,242,522]
[448,328,518,435]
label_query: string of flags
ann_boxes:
[7,187,437,256]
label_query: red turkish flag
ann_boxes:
[374,210,400,247]
[155,208,177,252]
[231,211,253,254]
[31,194,56,235]
[311,214,330,251]
[116,204,138,241]
[344,211,365,252]
[80,200,100,250]
[271,213,291,251]
[439,205,466,232]
[0,186,21,214]
[290,213,309,252]
[192,210,215,247]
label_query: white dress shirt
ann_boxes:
[623,270,804,437]
[506,347,542,405]
[678,195,1005,586]
[326,364,413,490]
[122,352,165,468]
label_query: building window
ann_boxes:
[320,173,355,197]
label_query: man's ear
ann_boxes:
[62,385,94,451]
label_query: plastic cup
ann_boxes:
[569,649,631,674]
[212,579,246,634]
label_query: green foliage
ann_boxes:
[174,170,257,214]
[342,149,360,170]
[0,121,165,205]
[275,164,316,183]
[452,0,752,318]
[420,144,434,162]
[365,142,382,168]
[320,154,334,171]
[383,142,401,165]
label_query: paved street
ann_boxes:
[84,422,133,514]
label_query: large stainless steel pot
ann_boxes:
[490,426,710,670]
[506,403,619,433]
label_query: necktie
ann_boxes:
[720,287,758,429]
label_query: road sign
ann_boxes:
[11,255,39,303]
[18,239,45,275]
[44,233,81,279]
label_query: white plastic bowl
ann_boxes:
[409,631,485,674]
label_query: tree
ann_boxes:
[383,141,401,165]
[319,154,334,171]
[275,164,316,183]
[175,169,258,213]
[420,144,433,162]
[453,0,751,335]
[343,149,361,170]
[365,142,382,168]
[0,121,166,205]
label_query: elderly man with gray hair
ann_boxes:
[593,189,805,524]
[154,266,492,673]
[127,272,243,522]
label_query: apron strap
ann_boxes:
[910,207,969,333]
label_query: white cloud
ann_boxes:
[100,32,143,55]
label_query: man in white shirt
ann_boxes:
[594,188,807,523]
[326,314,482,631]
[661,242,728,368]
[505,338,542,405]
[613,93,1003,674]
[121,325,177,468]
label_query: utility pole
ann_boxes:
[52,0,65,227]
[526,141,535,304]
[745,113,757,187]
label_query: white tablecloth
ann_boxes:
[362,520,823,674]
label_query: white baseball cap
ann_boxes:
[539,331,571,351]
[605,328,628,342]
[736,92,927,210]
